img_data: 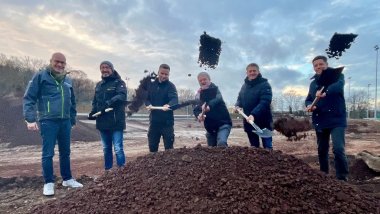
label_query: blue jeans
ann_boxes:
[316,127,349,180]
[206,124,231,147]
[100,130,126,170]
[246,131,273,149]
[147,125,174,152]
[40,119,72,183]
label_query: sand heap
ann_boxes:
[31,146,379,214]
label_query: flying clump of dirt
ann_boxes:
[325,33,358,59]
[126,72,157,116]
[273,116,312,141]
[31,146,379,214]
[198,32,222,69]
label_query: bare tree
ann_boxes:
[282,90,304,113]
[177,88,196,102]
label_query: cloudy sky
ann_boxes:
[0,0,379,105]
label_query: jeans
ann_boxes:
[316,127,349,180]
[40,119,72,183]
[147,124,174,152]
[206,124,231,147]
[100,130,126,170]
[246,131,273,149]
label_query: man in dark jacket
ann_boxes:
[89,61,127,170]
[305,55,348,181]
[193,72,232,147]
[23,52,83,196]
[235,63,273,149]
[145,64,178,152]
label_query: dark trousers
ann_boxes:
[246,131,273,149]
[316,127,349,180]
[147,124,174,152]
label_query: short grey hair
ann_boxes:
[197,72,211,80]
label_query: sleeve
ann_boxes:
[23,73,40,123]
[106,80,127,107]
[193,104,202,118]
[167,83,178,106]
[325,74,344,96]
[207,88,223,109]
[251,82,272,117]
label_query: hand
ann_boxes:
[146,105,153,111]
[202,103,210,112]
[88,112,97,120]
[26,121,39,131]
[162,104,170,111]
[246,115,254,123]
[197,114,206,122]
[306,105,317,112]
[316,88,326,98]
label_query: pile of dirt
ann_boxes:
[31,146,379,213]
[0,96,99,147]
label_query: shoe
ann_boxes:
[43,183,55,196]
[62,179,83,188]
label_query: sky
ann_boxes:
[0,0,379,106]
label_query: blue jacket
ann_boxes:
[23,67,77,125]
[193,83,232,133]
[145,79,178,126]
[235,74,273,132]
[90,71,127,130]
[305,73,347,130]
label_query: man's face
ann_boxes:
[158,68,170,82]
[313,59,328,75]
[50,53,66,73]
[100,64,113,77]
[197,75,211,88]
[246,66,260,80]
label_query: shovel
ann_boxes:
[236,108,272,138]
[92,108,114,117]
[307,86,324,112]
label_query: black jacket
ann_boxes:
[193,83,232,133]
[145,79,178,126]
[90,71,127,130]
[235,74,273,132]
[305,73,347,130]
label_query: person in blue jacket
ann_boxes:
[305,55,349,181]
[88,61,127,170]
[235,63,273,149]
[23,52,83,196]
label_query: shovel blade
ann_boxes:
[253,128,272,138]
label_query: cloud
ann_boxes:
[0,0,379,105]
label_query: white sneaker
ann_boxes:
[43,183,55,196]
[62,179,83,188]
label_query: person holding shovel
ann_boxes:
[235,63,273,149]
[23,52,83,196]
[88,61,127,170]
[305,55,348,181]
[145,64,178,152]
[193,72,232,147]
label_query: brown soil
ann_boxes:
[0,96,380,213]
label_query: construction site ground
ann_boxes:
[0,117,379,213]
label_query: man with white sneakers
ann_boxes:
[23,52,83,195]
